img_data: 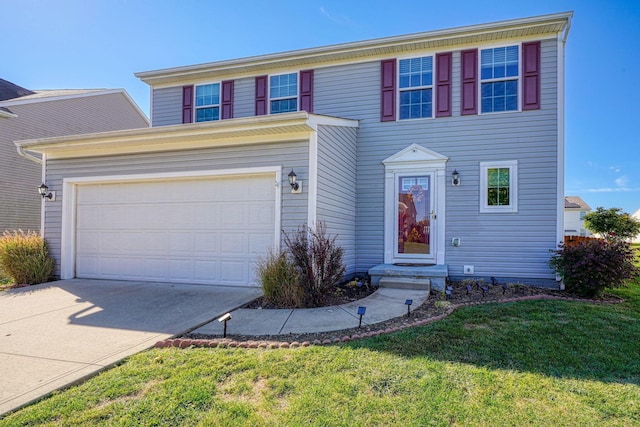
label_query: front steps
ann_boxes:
[368,264,448,292]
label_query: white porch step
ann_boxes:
[379,277,431,291]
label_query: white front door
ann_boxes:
[383,144,448,265]
[395,173,435,262]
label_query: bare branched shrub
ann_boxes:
[284,222,346,306]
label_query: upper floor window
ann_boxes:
[480,160,518,213]
[480,45,519,113]
[398,56,433,120]
[270,73,298,114]
[195,83,220,122]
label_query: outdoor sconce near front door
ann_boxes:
[38,183,56,201]
[451,170,460,187]
[288,170,302,194]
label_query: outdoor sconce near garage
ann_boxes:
[37,183,55,201]
[451,170,460,187]
[288,170,302,194]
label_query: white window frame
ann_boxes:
[479,44,521,114]
[480,160,518,213]
[194,82,221,122]
[397,55,434,121]
[269,72,298,114]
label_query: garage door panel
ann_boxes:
[75,174,275,286]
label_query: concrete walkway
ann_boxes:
[0,279,261,416]
[192,287,430,337]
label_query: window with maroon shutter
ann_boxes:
[380,59,396,122]
[299,70,314,113]
[182,85,193,123]
[221,80,234,119]
[255,75,267,115]
[461,49,477,115]
[522,41,541,110]
[436,52,452,117]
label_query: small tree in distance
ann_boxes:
[584,207,640,241]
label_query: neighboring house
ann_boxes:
[564,196,592,237]
[633,208,640,244]
[0,79,149,232]
[15,12,572,289]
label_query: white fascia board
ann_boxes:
[0,109,17,118]
[0,89,122,107]
[136,12,573,86]
[15,112,356,160]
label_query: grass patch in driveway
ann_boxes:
[2,284,639,426]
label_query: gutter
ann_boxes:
[16,145,43,165]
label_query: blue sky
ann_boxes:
[4,0,639,214]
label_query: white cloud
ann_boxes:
[615,175,629,187]
[319,6,355,26]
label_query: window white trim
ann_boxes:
[478,44,521,114]
[480,160,518,213]
[194,82,221,122]
[397,55,434,121]
[269,72,299,114]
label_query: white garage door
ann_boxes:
[75,174,276,286]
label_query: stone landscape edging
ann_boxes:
[154,294,621,350]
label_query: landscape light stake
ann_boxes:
[405,299,413,317]
[218,313,232,338]
[357,306,366,328]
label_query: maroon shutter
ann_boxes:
[182,85,193,123]
[299,69,314,113]
[255,75,268,115]
[380,59,396,122]
[522,41,541,110]
[461,49,478,115]
[221,80,234,119]
[436,52,452,117]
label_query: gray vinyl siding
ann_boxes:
[43,140,310,278]
[312,39,560,281]
[151,86,183,126]
[316,125,358,276]
[0,93,148,232]
[140,37,561,283]
[233,77,255,119]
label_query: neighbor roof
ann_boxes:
[564,196,591,210]
[0,78,35,101]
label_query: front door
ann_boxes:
[395,173,435,262]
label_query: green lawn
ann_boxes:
[2,278,639,426]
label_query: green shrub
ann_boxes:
[256,249,304,308]
[284,222,346,306]
[549,239,639,297]
[0,230,54,285]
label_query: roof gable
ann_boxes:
[0,78,35,101]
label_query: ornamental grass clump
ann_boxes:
[0,230,55,285]
[549,239,639,297]
[256,249,304,308]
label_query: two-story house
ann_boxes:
[15,12,572,290]
[0,79,149,232]
[564,196,592,237]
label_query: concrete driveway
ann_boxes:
[0,279,261,416]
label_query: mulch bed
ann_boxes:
[157,281,623,350]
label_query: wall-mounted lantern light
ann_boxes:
[451,170,460,186]
[38,183,55,201]
[288,170,302,194]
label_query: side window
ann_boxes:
[195,83,220,122]
[480,160,518,213]
[270,73,298,114]
[480,45,519,113]
[398,56,433,120]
